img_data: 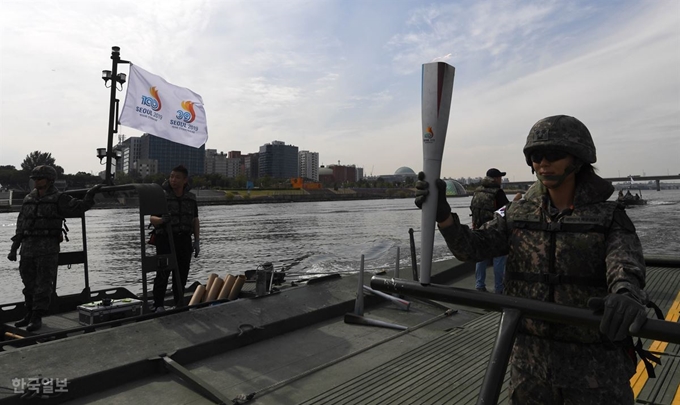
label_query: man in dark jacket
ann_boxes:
[469,168,510,293]
[150,165,200,311]
[7,165,101,332]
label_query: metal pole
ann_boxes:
[140,211,149,314]
[161,356,231,404]
[476,309,521,405]
[105,46,121,186]
[81,215,90,292]
[394,246,400,279]
[409,228,418,281]
[354,255,365,316]
[370,276,680,343]
[363,285,410,311]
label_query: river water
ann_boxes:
[1,189,678,304]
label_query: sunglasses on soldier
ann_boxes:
[530,149,569,163]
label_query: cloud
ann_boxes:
[0,0,677,181]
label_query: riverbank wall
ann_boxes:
[0,187,474,212]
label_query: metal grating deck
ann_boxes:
[301,265,680,405]
[634,265,680,405]
[301,312,507,405]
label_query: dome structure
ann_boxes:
[318,167,333,176]
[444,179,467,196]
[394,167,416,176]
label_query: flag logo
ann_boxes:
[178,101,196,123]
[140,86,162,111]
[423,126,435,143]
[119,64,208,148]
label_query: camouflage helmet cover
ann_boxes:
[30,165,58,181]
[523,115,596,166]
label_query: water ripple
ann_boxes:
[1,189,678,303]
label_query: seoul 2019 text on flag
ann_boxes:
[119,64,208,148]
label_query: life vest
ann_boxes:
[470,187,500,229]
[503,199,619,343]
[18,190,66,240]
[155,190,197,235]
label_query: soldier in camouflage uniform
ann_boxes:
[469,168,510,293]
[415,115,648,404]
[7,166,101,332]
[149,165,200,311]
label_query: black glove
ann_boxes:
[414,172,451,223]
[7,241,20,261]
[85,184,103,200]
[588,293,648,341]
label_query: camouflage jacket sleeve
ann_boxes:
[57,193,96,218]
[11,209,25,244]
[605,208,647,301]
[438,212,509,262]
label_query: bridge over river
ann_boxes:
[503,174,680,191]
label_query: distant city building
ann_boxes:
[205,149,227,176]
[328,164,358,184]
[226,151,242,178]
[140,133,205,176]
[243,153,259,179]
[395,167,416,177]
[214,153,227,176]
[299,151,319,181]
[205,149,217,174]
[356,167,364,181]
[457,176,483,185]
[134,159,158,177]
[116,136,142,174]
[376,166,417,184]
[259,141,299,179]
[318,166,334,185]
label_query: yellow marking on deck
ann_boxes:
[631,290,680,399]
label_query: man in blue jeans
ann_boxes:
[469,168,517,293]
[475,255,507,293]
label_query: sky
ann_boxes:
[0,0,678,182]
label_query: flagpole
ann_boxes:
[103,46,129,185]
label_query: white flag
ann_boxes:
[119,64,208,148]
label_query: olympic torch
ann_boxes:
[420,62,455,285]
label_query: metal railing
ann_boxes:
[370,276,680,405]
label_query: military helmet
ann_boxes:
[30,165,58,181]
[523,115,596,166]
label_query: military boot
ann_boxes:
[26,312,43,332]
[14,311,33,328]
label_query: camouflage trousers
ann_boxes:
[508,334,635,405]
[19,254,59,312]
[509,365,634,404]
